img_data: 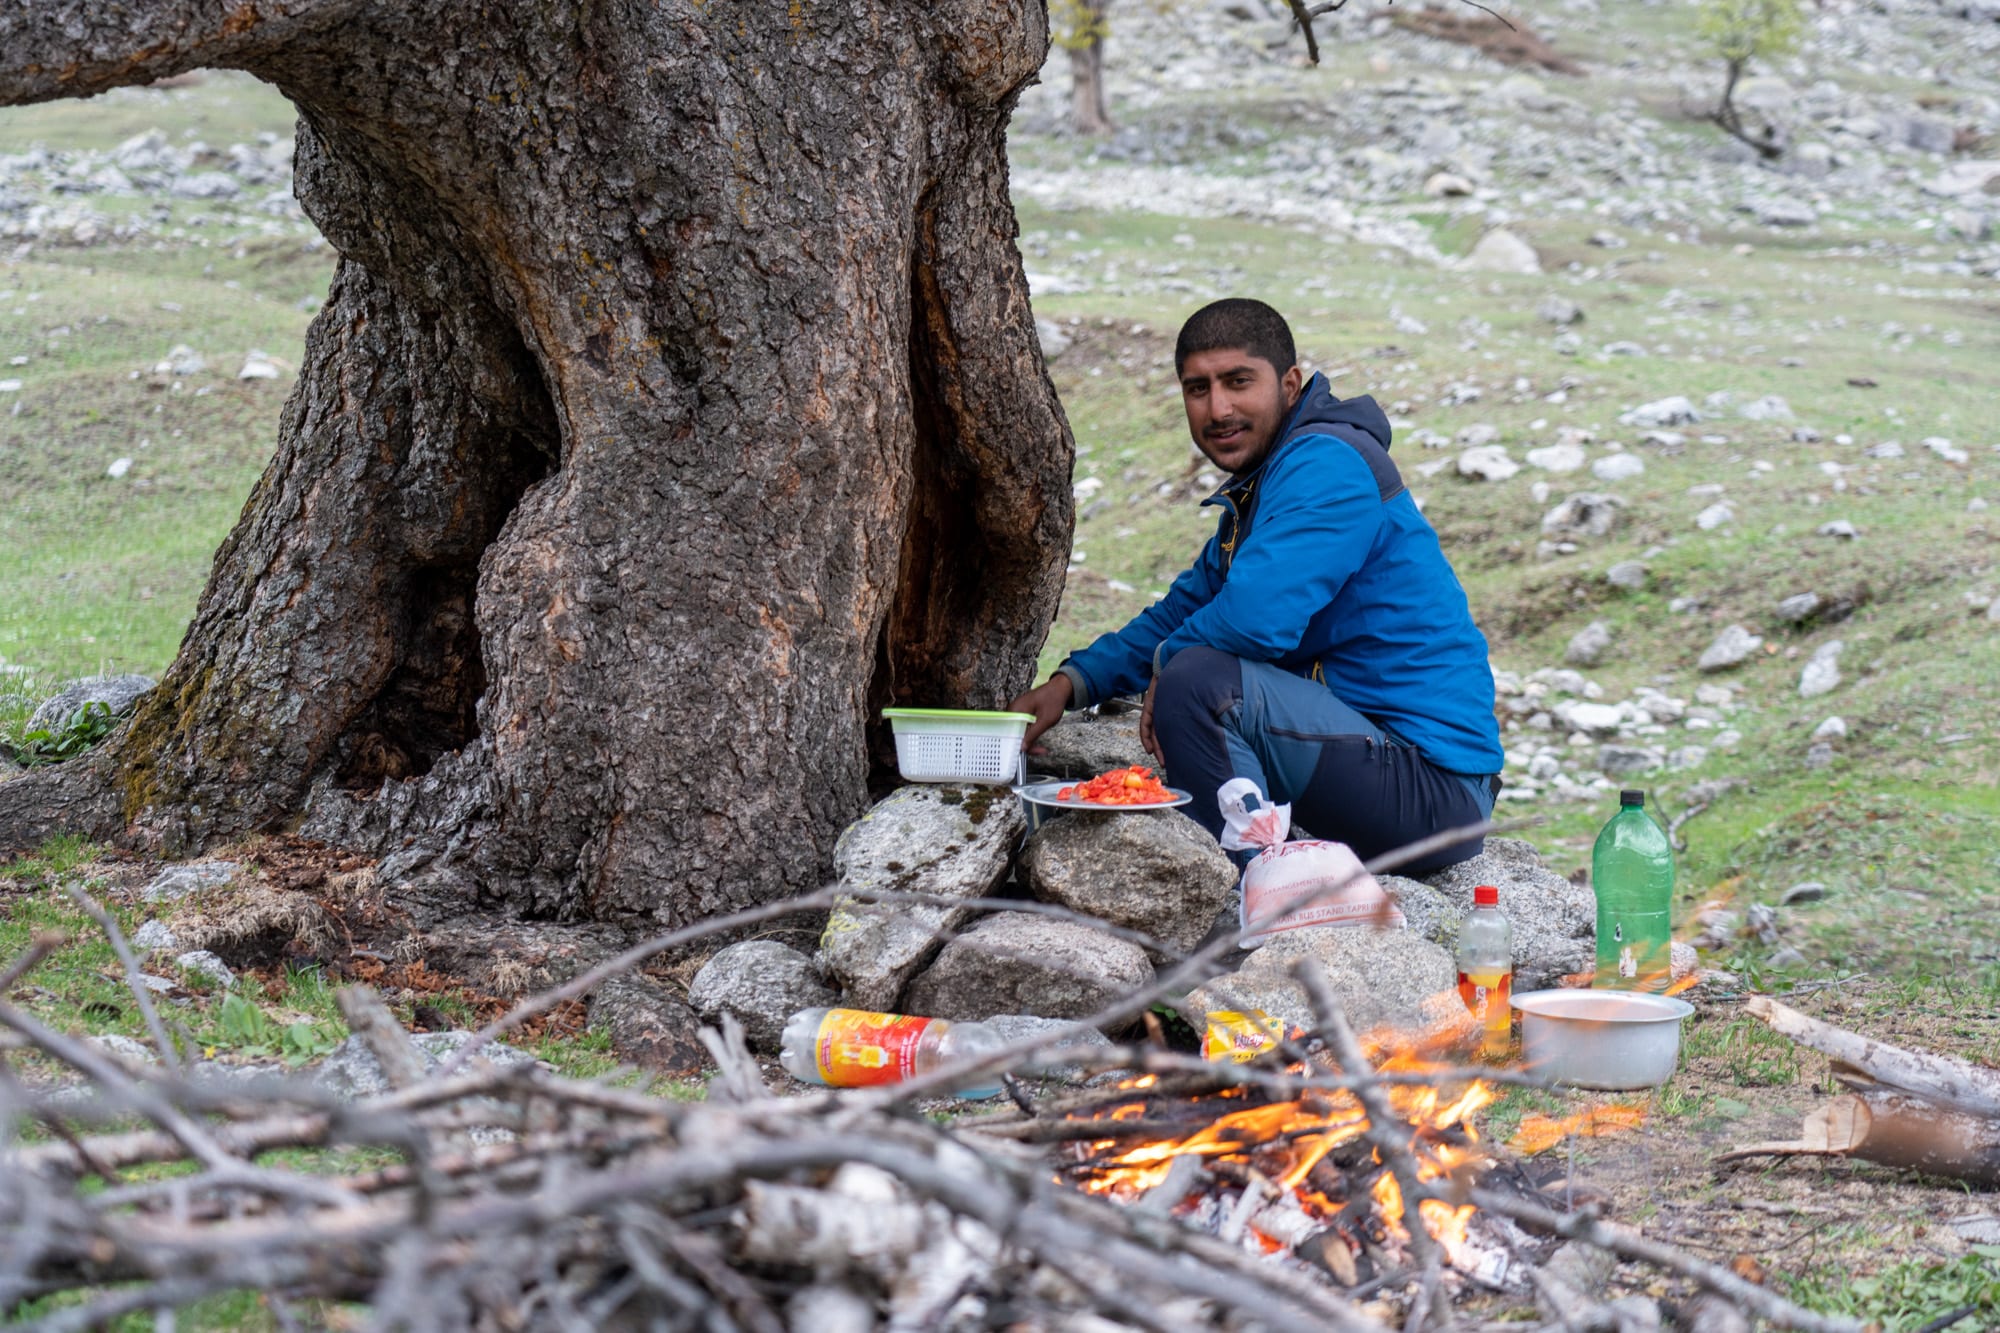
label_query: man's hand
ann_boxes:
[1139,676,1161,762]
[1009,675,1073,753]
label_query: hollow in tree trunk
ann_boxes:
[0,0,1075,928]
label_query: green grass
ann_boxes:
[1781,1248,2000,1331]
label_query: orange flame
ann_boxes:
[1074,1021,1499,1271]
[1508,1103,1647,1156]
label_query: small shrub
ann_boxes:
[8,701,120,768]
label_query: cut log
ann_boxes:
[1743,997,2000,1119]
[1719,1090,2000,1187]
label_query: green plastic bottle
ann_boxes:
[1591,789,1675,992]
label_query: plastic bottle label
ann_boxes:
[814,1009,934,1087]
[1203,1009,1280,1063]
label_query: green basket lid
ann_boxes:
[881,707,1036,724]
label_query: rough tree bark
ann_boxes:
[0,0,1075,927]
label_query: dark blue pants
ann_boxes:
[1150,646,1496,875]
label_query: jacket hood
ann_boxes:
[1279,373,1392,454]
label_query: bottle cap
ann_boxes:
[1474,884,1499,906]
[1620,789,1646,806]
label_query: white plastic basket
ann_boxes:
[881,708,1034,786]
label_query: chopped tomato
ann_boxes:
[1057,765,1174,806]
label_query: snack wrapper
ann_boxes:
[1202,1009,1282,1063]
[1219,778,1404,947]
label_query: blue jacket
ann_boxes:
[1058,374,1503,777]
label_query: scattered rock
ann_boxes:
[1601,340,1648,358]
[1031,712,1151,779]
[140,860,241,903]
[688,941,837,1053]
[1423,838,1597,989]
[1738,395,1794,421]
[1798,639,1843,698]
[106,457,133,479]
[1564,701,1624,737]
[1197,926,1456,1033]
[1377,877,1463,950]
[1805,742,1836,769]
[238,351,281,380]
[1424,171,1476,197]
[902,915,1153,1028]
[1181,970,1318,1036]
[1542,492,1622,540]
[1767,945,1808,969]
[1695,502,1735,531]
[89,1034,162,1069]
[1620,396,1700,429]
[1464,227,1542,274]
[1923,436,1969,464]
[131,919,178,952]
[26,673,156,731]
[1597,745,1665,777]
[1776,592,1822,623]
[174,950,236,988]
[313,1031,537,1101]
[1755,196,1818,227]
[154,344,205,377]
[1816,519,1859,540]
[1781,882,1828,905]
[1536,294,1584,325]
[589,973,710,1075]
[1526,442,1587,472]
[1605,560,1649,590]
[819,785,1025,1010]
[1036,318,1071,362]
[1812,716,1847,741]
[1020,809,1238,955]
[981,1014,1115,1081]
[1591,453,1645,483]
[170,171,239,200]
[1457,445,1520,481]
[1698,625,1763,672]
[1564,620,1614,667]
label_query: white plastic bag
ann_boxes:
[1218,778,1403,948]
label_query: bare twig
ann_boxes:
[335,985,426,1090]
[64,884,183,1074]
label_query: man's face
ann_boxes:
[1178,347,1304,477]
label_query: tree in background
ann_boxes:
[0,0,1074,930]
[1056,0,1117,136]
[1697,0,1805,159]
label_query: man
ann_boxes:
[1011,299,1502,874]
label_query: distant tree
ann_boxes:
[1055,0,1116,136]
[1697,0,1805,159]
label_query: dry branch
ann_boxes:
[1744,996,2000,1117]
[0,824,1878,1331]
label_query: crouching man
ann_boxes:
[1010,299,1502,874]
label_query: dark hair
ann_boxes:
[1174,298,1296,378]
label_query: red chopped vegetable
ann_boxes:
[1056,765,1175,806]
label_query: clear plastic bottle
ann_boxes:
[780,1007,1004,1099]
[1591,788,1676,993]
[1455,885,1514,1059]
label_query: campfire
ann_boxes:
[1051,1016,1520,1299]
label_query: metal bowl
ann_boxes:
[1511,989,1695,1090]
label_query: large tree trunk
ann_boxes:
[0,0,1074,927]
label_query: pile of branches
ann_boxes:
[0,830,1862,1332]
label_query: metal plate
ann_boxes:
[1014,780,1194,811]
